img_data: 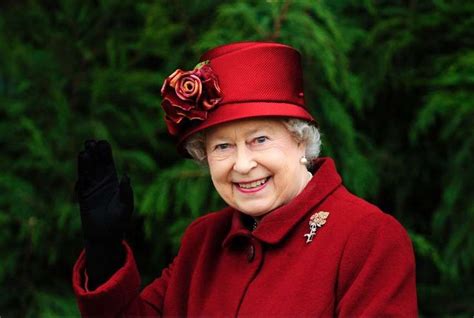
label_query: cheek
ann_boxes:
[208,160,232,194]
[271,150,303,189]
[268,144,300,170]
[208,163,222,186]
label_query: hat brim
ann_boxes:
[177,102,316,157]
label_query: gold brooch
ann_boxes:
[304,211,330,243]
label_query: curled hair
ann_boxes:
[282,118,321,162]
[184,118,322,165]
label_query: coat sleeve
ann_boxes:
[335,212,418,317]
[72,240,168,317]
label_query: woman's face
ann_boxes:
[205,118,310,219]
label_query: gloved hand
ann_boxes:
[76,139,133,290]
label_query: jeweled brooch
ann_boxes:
[304,211,330,243]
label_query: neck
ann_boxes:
[300,169,313,193]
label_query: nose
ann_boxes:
[233,145,257,174]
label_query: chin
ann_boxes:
[237,204,273,218]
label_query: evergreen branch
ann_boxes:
[267,0,292,41]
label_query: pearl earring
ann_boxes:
[300,156,308,165]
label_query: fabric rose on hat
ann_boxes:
[161,62,222,136]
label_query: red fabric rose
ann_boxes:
[161,62,222,136]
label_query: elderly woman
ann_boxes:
[73,42,417,317]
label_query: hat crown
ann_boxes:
[201,41,306,108]
[200,41,296,61]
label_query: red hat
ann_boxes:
[160,41,315,153]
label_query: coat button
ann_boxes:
[247,244,255,262]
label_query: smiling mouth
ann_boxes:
[236,177,270,190]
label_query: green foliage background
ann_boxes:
[1,0,473,316]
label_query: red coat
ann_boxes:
[73,158,418,317]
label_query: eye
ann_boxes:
[214,143,231,151]
[253,136,268,144]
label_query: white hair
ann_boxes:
[184,118,322,165]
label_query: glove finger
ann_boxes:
[84,139,112,183]
[77,150,94,194]
[87,140,102,165]
[82,139,112,188]
[83,139,102,180]
[96,140,115,168]
[119,174,134,217]
[84,139,97,151]
[78,150,93,178]
[93,140,117,183]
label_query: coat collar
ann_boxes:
[222,157,342,247]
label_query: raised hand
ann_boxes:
[76,139,133,289]
[76,139,133,243]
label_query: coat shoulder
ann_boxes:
[329,186,385,218]
[326,186,408,237]
[181,206,234,242]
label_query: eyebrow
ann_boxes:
[206,123,276,143]
[243,124,274,137]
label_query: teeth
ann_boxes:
[239,178,268,189]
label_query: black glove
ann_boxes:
[76,139,133,290]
